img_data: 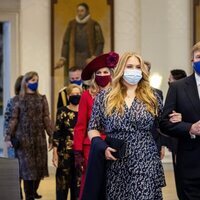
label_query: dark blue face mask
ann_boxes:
[70,80,82,86]
[193,61,200,75]
[28,82,38,91]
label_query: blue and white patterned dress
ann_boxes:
[88,90,166,200]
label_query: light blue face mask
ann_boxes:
[123,68,142,85]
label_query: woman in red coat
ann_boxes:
[73,52,119,199]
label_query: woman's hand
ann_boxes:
[169,110,182,123]
[105,147,117,161]
[160,146,165,160]
[5,141,13,148]
[55,58,65,69]
[52,148,58,167]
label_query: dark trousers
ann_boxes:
[56,165,78,200]
[34,179,41,195]
[23,179,41,200]
[24,180,34,200]
[172,152,181,199]
[179,177,200,200]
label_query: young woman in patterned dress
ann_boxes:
[88,52,165,200]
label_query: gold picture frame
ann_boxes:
[193,0,200,44]
[51,0,114,116]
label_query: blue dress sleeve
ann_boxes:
[3,98,14,137]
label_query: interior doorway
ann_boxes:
[0,13,19,156]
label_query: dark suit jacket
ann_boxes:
[160,74,200,179]
[152,88,167,152]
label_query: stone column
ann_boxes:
[20,0,51,99]
[141,0,191,95]
[114,0,141,54]
[166,0,192,73]
[20,0,52,165]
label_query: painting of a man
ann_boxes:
[55,2,104,84]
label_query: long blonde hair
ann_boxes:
[105,52,158,116]
[20,71,39,97]
[87,73,100,96]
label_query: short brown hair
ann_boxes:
[144,61,151,72]
[77,3,89,12]
[69,66,83,72]
[170,69,187,80]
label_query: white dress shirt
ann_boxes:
[189,73,200,139]
[195,72,200,99]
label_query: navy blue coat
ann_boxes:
[81,137,106,200]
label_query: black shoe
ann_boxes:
[34,193,42,199]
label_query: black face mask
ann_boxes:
[68,95,81,105]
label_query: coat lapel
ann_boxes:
[184,74,200,116]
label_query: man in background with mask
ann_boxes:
[57,66,83,108]
[160,41,200,199]
[55,2,104,84]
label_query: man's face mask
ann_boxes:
[193,61,200,75]
[70,80,83,86]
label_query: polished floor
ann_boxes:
[36,164,178,200]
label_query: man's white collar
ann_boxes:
[195,72,200,85]
[76,14,90,24]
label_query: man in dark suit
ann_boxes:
[167,69,187,199]
[160,41,200,200]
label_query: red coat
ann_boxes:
[74,90,106,199]
[74,90,106,157]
